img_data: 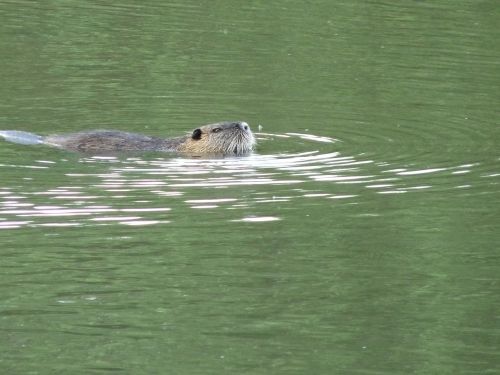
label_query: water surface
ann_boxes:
[1,1,499,374]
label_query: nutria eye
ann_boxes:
[212,128,222,133]
[192,128,202,140]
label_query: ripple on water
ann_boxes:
[0,132,498,229]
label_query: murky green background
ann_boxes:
[1,1,499,374]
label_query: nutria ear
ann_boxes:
[192,128,202,140]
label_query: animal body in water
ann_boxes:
[0,121,256,156]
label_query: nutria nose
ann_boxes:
[235,121,249,131]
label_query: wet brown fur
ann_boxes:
[43,121,255,155]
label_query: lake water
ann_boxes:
[1,1,499,374]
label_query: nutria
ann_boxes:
[0,121,256,156]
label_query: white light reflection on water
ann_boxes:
[233,216,281,222]
[0,133,495,229]
[285,133,337,143]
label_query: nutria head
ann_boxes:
[179,121,256,155]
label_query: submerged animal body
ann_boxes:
[0,121,256,156]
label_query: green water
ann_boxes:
[1,1,499,374]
